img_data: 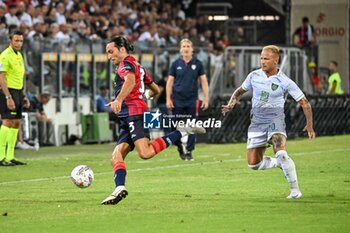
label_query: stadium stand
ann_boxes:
[0,1,347,145]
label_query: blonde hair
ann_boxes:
[262,45,280,56]
[180,38,193,47]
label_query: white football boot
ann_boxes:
[101,186,128,205]
[287,191,302,199]
[177,125,206,135]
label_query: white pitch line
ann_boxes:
[292,147,350,156]
[0,158,244,185]
[0,147,349,186]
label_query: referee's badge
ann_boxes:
[191,64,196,70]
[271,83,279,91]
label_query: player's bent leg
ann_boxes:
[101,143,130,205]
[247,147,279,170]
[135,130,184,159]
[134,138,157,160]
[137,129,197,160]
[269,133,286,153]
[247,147,264,169]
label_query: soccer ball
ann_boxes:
[71,165,94,188]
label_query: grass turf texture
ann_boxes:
[0,135,349,233]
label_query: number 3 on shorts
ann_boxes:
[129,122,135,133]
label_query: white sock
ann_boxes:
[259,156,279,170]
[276,150,299,192]
[248,156,279,170]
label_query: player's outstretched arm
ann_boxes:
[298,97,316,139]
[221,86,246,116]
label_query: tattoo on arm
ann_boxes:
[228,86,246,106]
[299,97,313,127]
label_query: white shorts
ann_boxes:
[246,117,287,149]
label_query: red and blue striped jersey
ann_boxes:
[113,55,153,117]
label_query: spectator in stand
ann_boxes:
[4,0,23,7]
[32,5,45,25]
[232,26,247,45]
[27,93,53,146]
[293,17,316,49]
[308,62,322,94]
[221,34,230,47]
[49,23,70,41]
[188,27,200,45]
[96,85,118,122]
[55,2,66,25]
[292,16,317,61]
[327,61,344,95]
[5,4,20,27]
[27,22,44,40]
[17,2,33,28]
[173,3,185,21]
[16,127,35,150]
[196,15,210,34]
[0,5,7,34]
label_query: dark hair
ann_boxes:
[109,36,134,53]
[9,30,23,40]
[302,17,309,23]
[99,85,108,91]
[330,60,338,67]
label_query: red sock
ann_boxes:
[150,137,167,154]
[113,161,126,172]
[113,161,126,186]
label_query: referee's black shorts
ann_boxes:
[0,88,24,120]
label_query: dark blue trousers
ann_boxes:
[172,100,198,152]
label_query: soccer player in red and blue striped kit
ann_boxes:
[101,36,205,205]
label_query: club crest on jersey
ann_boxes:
[271,83,279,91]
[191,64,196,70]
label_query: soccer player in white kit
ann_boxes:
[222,45,316,198]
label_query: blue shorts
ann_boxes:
[117,115,150,151]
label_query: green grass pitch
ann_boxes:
[1,135,350,233]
